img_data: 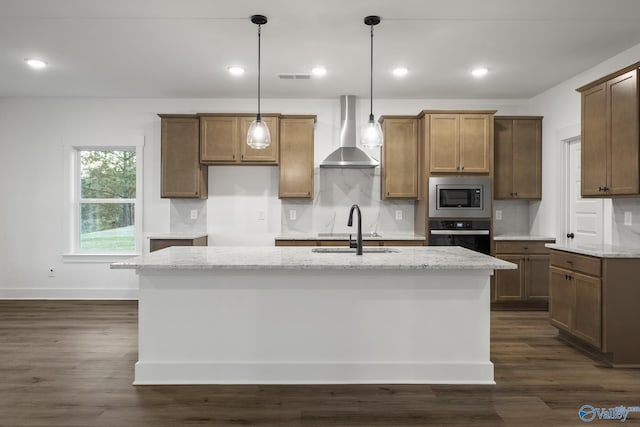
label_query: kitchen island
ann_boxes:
[112,246,515,385]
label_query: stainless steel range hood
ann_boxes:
[320,95,379,168]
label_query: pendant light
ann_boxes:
[361,15,383,149]
[247,14,271,149]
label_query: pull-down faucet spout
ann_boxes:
[347,204,363,255]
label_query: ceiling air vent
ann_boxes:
[278,73,312,80]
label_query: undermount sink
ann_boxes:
[311,247,400,254]
[316,232,382,238]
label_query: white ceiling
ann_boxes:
[2,0,640,99]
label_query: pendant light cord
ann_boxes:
[369,24,374,122]
[257,24,262,120]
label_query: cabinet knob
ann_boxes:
[232,154,235,160]
[461,166,464,171]
[566,233,575,239]
[603,186,609,192]
[523,247,529,250]
[307,191,311,196]
[241,154,244,160]
[514,192,518,197]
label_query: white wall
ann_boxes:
[7,65,640,299]
[0,96,524,298]
[522,42,640,239]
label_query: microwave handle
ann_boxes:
[430,230,490,235]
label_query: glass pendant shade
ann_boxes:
[360,118,383,149]
[247,117,271,149]
[248,15,270,150]
[361,15,383,149]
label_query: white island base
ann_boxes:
[135,267,494,385]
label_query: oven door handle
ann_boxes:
[430,230,490,235]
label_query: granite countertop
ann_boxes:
[494,234,556,241]
[275,233,426,241]
[546,243,640,258]
[111,246,515,271]
[147,233,208,240]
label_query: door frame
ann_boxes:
[559,125,612,246]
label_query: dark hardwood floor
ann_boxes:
[1,301,639,426]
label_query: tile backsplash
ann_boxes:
[493,200,531,236]
[281,168,415,236]
[612,199,640,247]
[170,199,207,233]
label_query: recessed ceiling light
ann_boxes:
[471,67,489,77]
[311,67,327,77]
[227,66,245,76]
[25,58,47,69]
[392,67,409,78]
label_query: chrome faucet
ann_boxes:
[347,204,363,255]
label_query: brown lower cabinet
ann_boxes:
[149,236,208,252]
[493,240,554,309]
[549,249,640,366]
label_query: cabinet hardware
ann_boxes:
[461,166,465,171]
[514,192,518,197]
[523,247,529,250]
[510,192,514,196]
[241,154,244,160]
[566,233,575,239]
[603,186,609,191]
[232,154,235,160]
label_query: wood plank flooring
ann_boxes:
[1,301,639,426]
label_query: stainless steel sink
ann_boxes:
[316,232,382,238]
[311,247,400,254]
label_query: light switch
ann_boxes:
[395,210,403,220]
[624,212,632,226]
[258,210,265,220]
[289,209,297,220]
[495,210,502,221]
[190,210,198,220]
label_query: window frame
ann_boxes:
[63,136,144,261]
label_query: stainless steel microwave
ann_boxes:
[428,177,492,218]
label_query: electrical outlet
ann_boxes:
[495,210,502,221]
[395,210,403,220]
[190,210,198,220]
[258,210,265,220]
[48,268,55,278]
[289,209,297,220]
[624,211,632,226]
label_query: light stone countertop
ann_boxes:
[146,233,208,240]
[275,233,426,241]
[546,243,640,258]
[111,246,516,271]
[494,234,556,241]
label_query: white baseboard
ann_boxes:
[0,288,138,300]
[133,361,495,385]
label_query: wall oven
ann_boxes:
[428,220,491,255]
[428,177,491,219]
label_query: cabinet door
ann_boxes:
[459,114,491,173]
[429,115,459,173]
[382,118,418,198]
[279,117,314,198]
[512,119,542,199]
[549,266,573,332]
[200,116,239,163]
[581,83,608,196]
[495,255,525,301]
[161,117,208,198]
[493,119,513,199]
[608,70,639,195]
[524,254,550,300]
[240,116,280,163]
[573,272,602,349]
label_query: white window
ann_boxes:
[63,136,144,260]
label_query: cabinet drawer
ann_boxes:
[550,250,601,277]
[495,241,551,254]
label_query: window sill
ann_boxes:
[62,253,140,264]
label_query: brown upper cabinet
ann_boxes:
[279,116,316,199]
[494,116,543,200]
[577,65,640,197]
[380,116,419,199]
[159,114,208,199]
[423,111,495,174]
[200,114,280,165]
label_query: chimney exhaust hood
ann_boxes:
[320,95,380,168]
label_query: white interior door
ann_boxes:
[566,139,604,246]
